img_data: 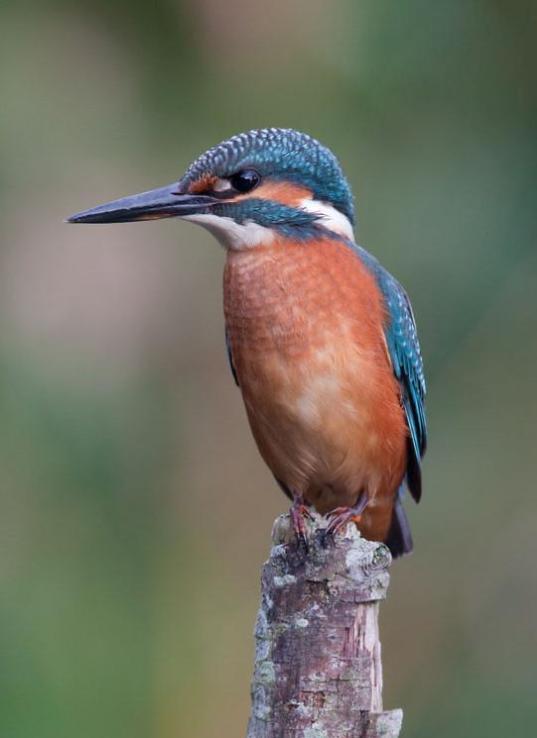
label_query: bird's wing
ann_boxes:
[225,330,239,387]
[354,245,427,502]
[382,273,427,502]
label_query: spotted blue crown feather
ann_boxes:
[180,128,355,225]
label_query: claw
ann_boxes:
[324,495,368,538]
[290,494,311,551]
[325,509,362,536]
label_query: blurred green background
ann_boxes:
[1,1,536,736]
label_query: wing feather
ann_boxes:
[353,244,427,502]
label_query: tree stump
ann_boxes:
[246,511,402,738]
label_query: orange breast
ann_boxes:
[223,238,407,542]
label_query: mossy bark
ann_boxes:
[246,512,402,738]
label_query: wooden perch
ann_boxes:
[246,511,402,738]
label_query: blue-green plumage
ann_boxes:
[216,198,324,240]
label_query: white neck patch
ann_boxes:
[299,198,355,240]
[182,197,354,249]
[182,213,275,250]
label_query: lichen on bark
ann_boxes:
[246,511,402,738]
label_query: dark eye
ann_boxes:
[229,169,261,193]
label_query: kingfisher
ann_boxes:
[68,128,427,557]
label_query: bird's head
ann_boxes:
[68,128,355,248]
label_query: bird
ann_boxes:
[67,128,427,557]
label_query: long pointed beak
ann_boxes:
[66,183,218,224]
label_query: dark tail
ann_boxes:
[385,492,413,558]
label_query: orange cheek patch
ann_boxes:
[189,176,312,205]
[236,181,313,207]
[188,174,218,194]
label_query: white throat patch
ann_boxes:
[299,198,355,240]
[182,213,275,250]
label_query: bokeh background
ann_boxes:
[1,1,536,736]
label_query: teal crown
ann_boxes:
[180,128,355,226]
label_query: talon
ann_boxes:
[324,495,368,537]
[290,494,311,550]
[326,506,350,521]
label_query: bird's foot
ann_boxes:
[290,494,312,551]
[324,495,368,538]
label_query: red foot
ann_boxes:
[290,495,311,549]
[325,496,368,537]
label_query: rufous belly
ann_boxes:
[223,238,407,543]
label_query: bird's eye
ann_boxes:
[229,169,261,193]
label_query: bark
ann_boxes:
[246,511,402,738]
